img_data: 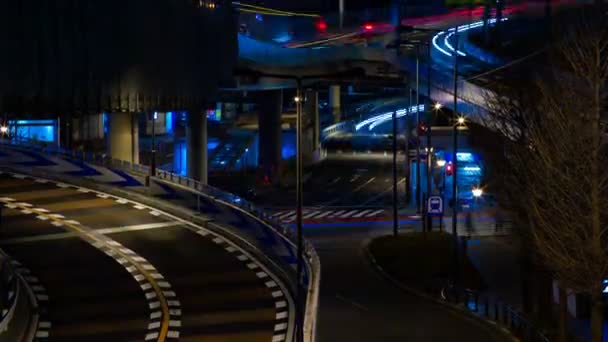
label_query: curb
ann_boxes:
[363,238,517,342]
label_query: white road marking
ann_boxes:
[314,211,334,219]
[302,211,321,219]
[328,210,347,218]
[352,209,374,218]
[351,177,376,193]
[275,210,295,219]
[365,209,385,217]
[339,210,359,218]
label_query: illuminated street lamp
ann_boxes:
[0,125,7,134]
[457,116,465,125]
[433,102,443,111]
[472,187,483,198]
[436,159,446,167]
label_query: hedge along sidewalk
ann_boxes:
[367,232,516,342]
[369,232,485,294]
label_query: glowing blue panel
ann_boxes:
[457,152,474,162]
[103,113,108,134]
[165,112,173,134]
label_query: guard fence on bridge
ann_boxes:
[0,254,21,335]
[0,137,320,342]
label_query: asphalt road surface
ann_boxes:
[0,172,287,341]
[308,224,508,342]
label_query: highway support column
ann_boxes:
[108,112,139,164]
[187,110,208,184]
[329,85,341,123]
[258,90,283,184]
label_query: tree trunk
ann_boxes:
[558,286,568,342]
[590,294,604,342]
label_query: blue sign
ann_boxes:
[427,196,443,215]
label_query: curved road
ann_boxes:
[309,226,507,341]
[0,172,290,341]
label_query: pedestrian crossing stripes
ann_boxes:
[270,208,385,223]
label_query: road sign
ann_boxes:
[427,196,443,215]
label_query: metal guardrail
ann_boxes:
[1,138,321,342]
[440,285,550,342]
[0,256,20,334]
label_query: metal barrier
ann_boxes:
[0,138,321,342]
[0,256,19,334]
[441,283,550,342]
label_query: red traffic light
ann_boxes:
[316,19,327,31]
[363,23,374,31]
[417,122,427,135]
[446,162,453,176]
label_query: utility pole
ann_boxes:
[452,27,460,285]
[425,42,432,233]
[295,80,304,342]
[415,44,421,214]
[392,109,398,236]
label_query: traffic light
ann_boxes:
[417,122,427,135]
[446,162,454,176]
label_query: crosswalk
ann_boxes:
[270,208,386,223]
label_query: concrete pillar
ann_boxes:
[329,85,341,123]
[187,111,208,184]
[258,90,283,183]
[108,112,139,164]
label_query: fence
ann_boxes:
[0,256,19,334]
[439,284,550,342]
[0,138,321,342]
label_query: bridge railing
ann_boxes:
[440,284,550,342]
[0,255,20,335]
[1,137,320,342]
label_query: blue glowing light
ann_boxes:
[463,166,481,172]
[432,18,508,57]
[255,13,263,22]
[355,104,425,131]
[457,152,474,162]
[165,112,173,134]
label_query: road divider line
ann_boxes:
[3,172,293,342]
[0,193,178,342]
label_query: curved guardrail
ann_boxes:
[0,255,20,334]
[0,138,321,342]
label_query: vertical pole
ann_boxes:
[57,116,61,148]
[295,80,304,342]
[415,45,421,214]
[339,0,344,30]
[405,88,412,205]
[130,113,136,164]
[151,112,156,175]
[426,42,433,232]
[392,110,398,236]
[452,27,460,285]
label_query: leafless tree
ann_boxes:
[481,9,608,342]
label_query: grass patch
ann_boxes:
[369,232,484,292]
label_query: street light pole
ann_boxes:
[415,44,421,214]
[392,108,398,237]
[151,112,157,176]
[452,27,460,285]
[295,80,304,342]
[426,42,432,232]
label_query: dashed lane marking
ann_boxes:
[0,197,179,342]
[2,173,292,341]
